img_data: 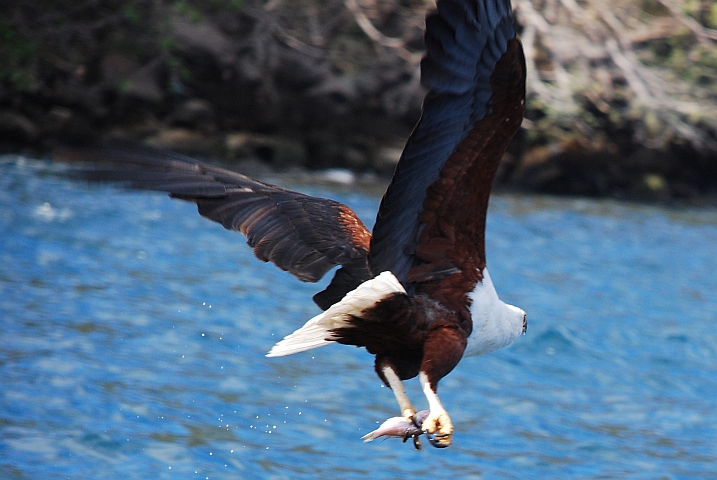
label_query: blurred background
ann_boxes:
[1,0,716,200]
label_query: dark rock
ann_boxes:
[373,145,403,173]
[106,110,162,138]
[514,142,624,196]
[172,18,235,66]
[0,111,39,143]
[101,53,141,85]
[41,106,74,135]
[308,75,360,104]
[57,115,101,145]
[147,128,212,153]
[225,132,307,167]
[274,47,328,90]
[167,99,215,129]
[122,58,166,103]
[52,81,108,118]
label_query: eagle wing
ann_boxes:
[55,146,371,309]
[368,0,525,296]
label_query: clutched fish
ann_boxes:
[362,410,434,450]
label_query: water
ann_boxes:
[1,155,716,478]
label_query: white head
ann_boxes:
[506,302,527,335]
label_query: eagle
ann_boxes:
[56,0,527,449]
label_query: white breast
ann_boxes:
[464,268,525,357]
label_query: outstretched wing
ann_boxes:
[369,0,525,294]
[55,146,371,308]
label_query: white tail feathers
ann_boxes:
[266,271,405,357]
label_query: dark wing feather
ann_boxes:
[55,146,371,308]
[410,36,525,318]
[369,0,523,293]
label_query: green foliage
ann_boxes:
[171,0,244,21]
[710,1,717,28]
[117,79,132,94]
[209,0,244,10]
[640,0,670,16]
[122,4,143,25]
[0,20,39,92]
[173,0,204,23]
[160,36,177,54]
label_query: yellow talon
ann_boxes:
[421,411,454,448]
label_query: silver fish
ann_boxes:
[362,410,430,450]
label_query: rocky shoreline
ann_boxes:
[1,0,716,201]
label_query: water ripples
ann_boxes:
[2,156,717,477]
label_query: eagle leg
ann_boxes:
[419,371,453,448]
[380,364,417,419]
[414,324,466,448]
[362,364,423,449]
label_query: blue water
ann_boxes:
[1,155,717,479]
